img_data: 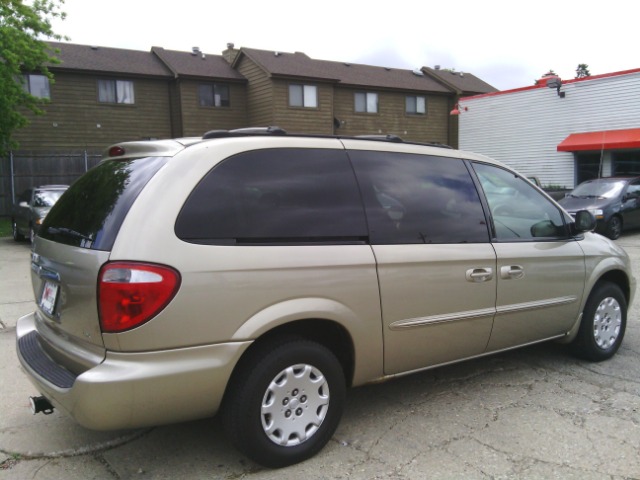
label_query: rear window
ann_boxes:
[40,157,167,250]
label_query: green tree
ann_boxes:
[0,0,66,155]
[575,63,591,79]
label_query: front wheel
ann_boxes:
[571,282,626,361]
[222,338,346,468]
[605,216,622,240]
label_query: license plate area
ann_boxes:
[40,281,59,316]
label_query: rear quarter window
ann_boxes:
[175,148,368,245]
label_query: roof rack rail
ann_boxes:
[200,127,453,149]
[355,134,404,143]
[425,142,454,149]
[203,126,287,139]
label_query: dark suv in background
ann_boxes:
[11,185,68,243]
[559,176,640,239]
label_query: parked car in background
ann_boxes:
[527,176,570,201]
[16,129,634,468]
[11,185,69,243]
[558,176,640,239]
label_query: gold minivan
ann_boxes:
[17,128,634,467]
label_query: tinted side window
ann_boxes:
[473,162,568,241]
[627,180,640,197]
[175,148,368,244]
[349,151,489,244]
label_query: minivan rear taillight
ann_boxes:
[98,262,181,333]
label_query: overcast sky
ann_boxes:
[47,0,637,91]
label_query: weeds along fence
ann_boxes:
[0,150,102,217]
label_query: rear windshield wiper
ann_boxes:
[45,227,93,241]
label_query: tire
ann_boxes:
[571,282,626,361]
[222,337,346,468]
[12,220,24,242]
[605,216,622,240]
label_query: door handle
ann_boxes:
[500,265,524,279]
[466,268,494,283]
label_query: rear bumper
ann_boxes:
[16,312,251,430]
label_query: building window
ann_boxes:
[575,153,603,183]
[355,92,378,113]
[98,80,135,104]
[199,83,230,107]
[23,74,50,99]
[613,151,640,176]
[289,84,318,108]
[406,96,426,115]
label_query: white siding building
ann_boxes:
[458,68,640,189]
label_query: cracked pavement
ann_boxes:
[1,234,639,479]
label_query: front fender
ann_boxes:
[583,234,634,301]
[564,233,636,340]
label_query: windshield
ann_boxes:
[569,179,626,199]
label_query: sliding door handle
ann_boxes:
[500,265,524,279]
[466,268,494,283]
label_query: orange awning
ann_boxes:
[557,128,640,152]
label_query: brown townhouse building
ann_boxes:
[3,42,495,214]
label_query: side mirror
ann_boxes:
[572,210,596,234]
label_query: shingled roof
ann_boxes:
[422,67,497,95]
[238,48,451,93]
[47,42,172,78]
[44,42,495,95]
[151,47,246,82]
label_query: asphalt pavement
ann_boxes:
[1,234,639,479]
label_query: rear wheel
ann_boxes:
[222,337,346,468]
[571,282,626,361]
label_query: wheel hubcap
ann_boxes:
[593,296,622,349]
[261,363,329,446]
